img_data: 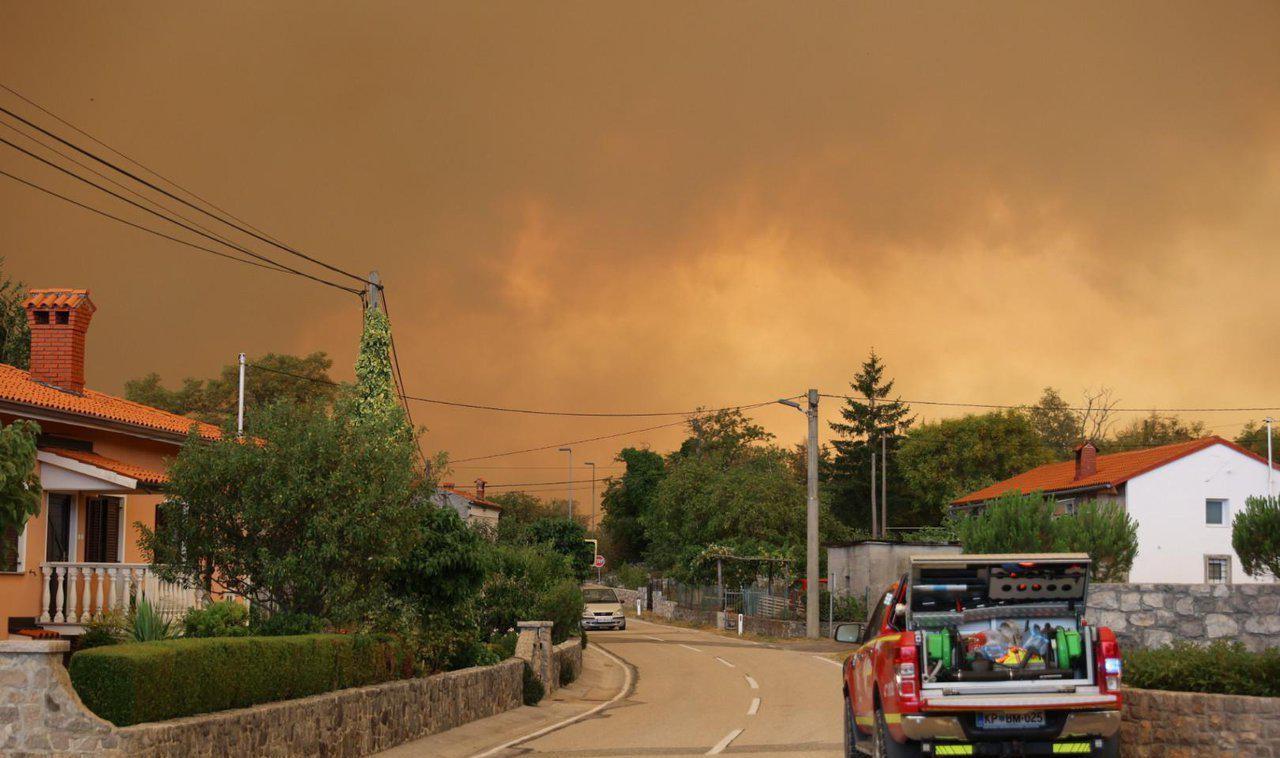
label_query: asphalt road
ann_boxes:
[505,618,845,757]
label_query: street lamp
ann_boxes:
[778,391,821,639]
[558,447,573,521]
[584,461,597,531]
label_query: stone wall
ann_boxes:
[1088,583,1280,651]
[0,639,524,757]
[551,638,583,689]
[1120,687,1280,756]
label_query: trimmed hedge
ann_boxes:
[68,633,414,726]
[1124,641,1280,698]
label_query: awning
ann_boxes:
[37,447,169,492]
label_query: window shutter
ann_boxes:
[86,500,103,563]
[104,501,120,563]
[1,524,18,572]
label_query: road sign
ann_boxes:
[594,554,606,568]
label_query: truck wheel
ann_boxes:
[843,696,857,757]
[872,707,921,758]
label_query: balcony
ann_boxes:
[39,562,205,633]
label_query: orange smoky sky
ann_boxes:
[2,2,1279,522]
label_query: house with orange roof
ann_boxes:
[952,437,1279,585]
[435,478,502,531]
[0,289,218,639]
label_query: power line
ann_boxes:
[477,477,613,489]
[449,418,696,463]
[378,290,430,471]
[0,95,372,287]
[447,464,624,470]
[0,116,295,277]
[0,168,302,276]
[820,393,1280,414]
[0,133,362,295]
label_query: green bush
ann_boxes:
[182,601,249,638]
[522,661,545,705]
[559,659,577,687]
[959,491,1056,553]
[68,633,413,726]
[537,579,584,644]
[76,626,119,651]
[1233,496,1280,578]
[1124,641,1280,697]
[126,598,175,642]
[614,562,648,590]
[251,610,325,637]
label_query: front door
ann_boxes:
[45,494,73,618]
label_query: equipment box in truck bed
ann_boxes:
[836,553,1123,757]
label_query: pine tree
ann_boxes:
[827,349,915,532]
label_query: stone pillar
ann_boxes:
[515,620,554,691]
[0,639,122,756]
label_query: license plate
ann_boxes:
[976,711,1045,730]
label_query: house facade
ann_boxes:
[434,478,502,529]
[0,289,218,639]
[952,437,1277,585]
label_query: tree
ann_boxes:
[0,420,40,566]
[354,305,403,425]
[599,447,665,564]
[1027,387,1081,460]
[827,350,915,530]
[520,517,594,581]
[1233,422,1271,459]
[488,491,555,542]
[958,493,1138,581]
[897,410,1052,518]
[1233,496,1280,579]
[1055,500,1139,582]
[0,259,30,370]
[389,505,488,612]
[1106,412,1205,451]
[958,491,1057,554]
[124,352,339,426]
[142,397,424,621]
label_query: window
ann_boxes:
[1205,499,1227,525]
[1,523,21,572]
[1054,498,1077,516]
[1205,555,1231,584]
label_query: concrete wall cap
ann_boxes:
[517,620,554,628]
[0,638,71,653]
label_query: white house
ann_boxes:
[952,437,1276,584]
[434,479,502,530]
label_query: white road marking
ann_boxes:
[679,643,702,653]
[706,728,743,755]
[715,656,736,668]
[747,697,761,716]
[644,635,665,642]
[468,644,634,758]
[813,655,843,667]
[745,674,759,689]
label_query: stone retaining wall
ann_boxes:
[0,639,523,757]
[1120,687,1280,756]
[551,638,583,688]
[1088,583,1280,651]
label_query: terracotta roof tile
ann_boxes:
[0,363,220,440]
[952,436,1271,505]
[23,289,95,311]
[40,446,169,486]
[440,486,502,510]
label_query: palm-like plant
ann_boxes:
[127,597,175,642]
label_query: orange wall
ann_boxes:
[0,413,180,634]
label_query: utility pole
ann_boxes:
[367,270,382,312]
[1268,417,1274,498]
[871,452,878,539]
[585,461,597,531]
[236,352,246,437]
[870,396,878,539]
[805,389,820,639]
[777,391,821,639]
[559,447,573,520]
[881,434,888,537]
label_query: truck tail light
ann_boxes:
[1095,627,1122,699]
[894,636,920,708]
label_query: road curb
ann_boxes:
[468,641,638,758]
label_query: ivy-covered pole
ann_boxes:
[0,419,41,568]
[354,272,403,425]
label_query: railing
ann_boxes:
[39,562,206,625]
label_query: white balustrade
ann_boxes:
[38,562,207,627]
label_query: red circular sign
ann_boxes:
[593,554,606,568]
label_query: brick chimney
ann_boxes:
[1074,441,1098,480]
[475,478,487,500]
[23,289,96,395]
